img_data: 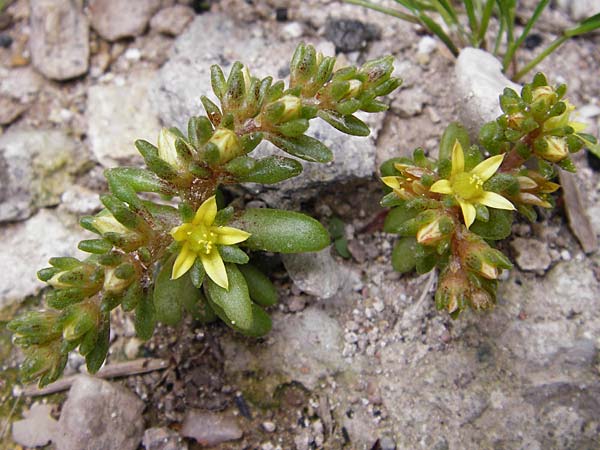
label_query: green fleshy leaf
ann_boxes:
[317,110,370,136]
[204,264,253,330]
[392,237,418,274]
[439,122,470,161]
[218,245,250,264]
[470,209,513,240]
[134,290,156,341]
[266,134,333,163]
[334,237,351,259]
[233,208,330,254]
[236,156,303,184]
[383,205,418,234]
[153,255,201,326]
[183,289,217,323]
[85,315,110,374]
[238,263,278,307]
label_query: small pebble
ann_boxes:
[0,34,12,48]
[262,421,276,433]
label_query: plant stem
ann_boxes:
[343,0,420,23]
[476,0,495,48]
[502,0,550,73]
[513,35,567,81]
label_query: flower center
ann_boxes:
[452,172,483,200]
[188,227,217,254]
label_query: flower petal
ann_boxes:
[201,249,228,290]
[471,154,504,182]
[171,243,196,279]
[458,200,476,229]
[214,226,251,245]
[430,179,452,194]
[479,191,515,210]
[193,196,218,226]
[381,176,401,189]
[170,223,193,241]
[451,140,464,177]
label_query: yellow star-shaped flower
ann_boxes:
[430,141,515,228]
[170,196,250,289]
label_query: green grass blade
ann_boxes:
[477,0,495,47]
[513,35,567,81]
[344,0,420,23]
[502,0,550,72]
[463,0,479,41]
[418,11,460,56]
[564,13,600,37]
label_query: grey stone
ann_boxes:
[89,0,161,41]
[281,247,341,299]
[454,48,521,138]
[87,73,161,167]
[180,409,243,446]
[143,427,188,450]
[0,67,42,103]
[60,184,103,216]
[152,14,383,205]
[29,0,89,80]
[556,0,600,21]
[0,129,86,222]
[324,18,380,53]
[54,375,145,450]
[150,5,195,36]
[222,307,348,390]
[391,86,428,117]
[378,259,600,449]
[511,237,552,272]
[11,403,59,448]
[0,209,88,307]
[0,95,27,124]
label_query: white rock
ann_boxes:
[417,36,437,55]
[12,403,59,448]
[142,426,188,450]
[454,48,521,137]
[60,185,102,215]
[0,129,87,222]
[87,73,161,167]
[282,247,342,299]
[150,5,195,36]
[89,0,161,41]
[511,237,552,272]
[152,14,384,206]
[29,0,89,80]
[0,208,88,307]
[54,375,145,450]
[282,21,304,39]
[556,0,600,21]
[180,409,243,446]
[222,307,349,390]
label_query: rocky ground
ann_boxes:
[1,0,600,449]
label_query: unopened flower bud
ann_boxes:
[207,128,242,164]
[157,128,187,171]
[506,112,526,130]
[436,264,469,315]
[469,289,494,311]
[531,85,557,107]
[103,266,133,294]
[539,136,569,162]
[346,79,363,98]
[416,215,452,246]
[278,95,302,122]
[92,211,131,235]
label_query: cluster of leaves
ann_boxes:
[8,43,400,387]
[344,0,600,80]
[381,73,598,317]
